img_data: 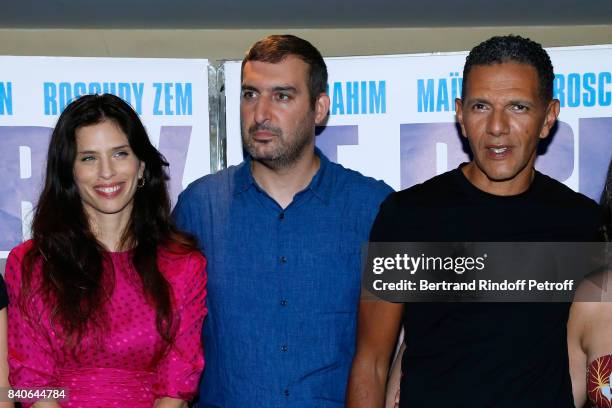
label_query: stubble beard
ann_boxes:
[242,119,314,171]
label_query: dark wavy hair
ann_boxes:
[22,93,197,346]
[241,34,328,108]
[462,35,555,102]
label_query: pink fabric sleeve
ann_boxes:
[5,244,58,393]
[153,251,207,401]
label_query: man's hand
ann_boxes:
[346,300,403,407]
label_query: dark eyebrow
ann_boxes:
[272,86,297,93]
[508,100,534,107]
[111,145,131,150]
[241,85,298,93]
[77,145,130,154]
[465,98,490,105]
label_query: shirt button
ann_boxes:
[280,345,288,352]
[280,299,288,306]
[280,256,287,264]
[279,212,285,220]
[284,389,290,397]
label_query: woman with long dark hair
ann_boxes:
[5,94,207,408]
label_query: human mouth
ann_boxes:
[249,125,281,141]
[486,145,511,159]
[94,183,123,198]
[253,130,277,140]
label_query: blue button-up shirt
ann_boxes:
[173,150,392,407]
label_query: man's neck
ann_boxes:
[462,162,536,197]
[251,150,320,209]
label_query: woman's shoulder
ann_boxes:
[5,240,36,279]
[157,244,206,281]
[7,240,34,262]
[4,240,41,299]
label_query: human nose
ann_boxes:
[253,96,271,124]
[98,156,116,179]
[486,109,510,136]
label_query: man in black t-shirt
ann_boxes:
[346,35,603,408]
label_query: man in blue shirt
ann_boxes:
[173,34,392,407]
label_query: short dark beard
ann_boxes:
[242,118,314,170]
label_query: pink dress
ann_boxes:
[5,240,207,408]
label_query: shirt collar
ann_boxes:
[233,155,255,195]
[308,147,332,205]
[233,148,333,205]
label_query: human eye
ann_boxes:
[471,102,488,111]
[79,155,95,162]
[275,92,291,101]
[241,90,257,100]
[511,103,529,112]
[113,150,130,158]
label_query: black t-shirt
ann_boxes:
[370,167,603,408]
